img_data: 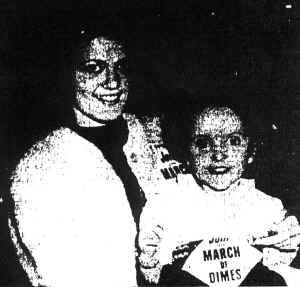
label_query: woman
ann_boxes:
[7,22,148,286]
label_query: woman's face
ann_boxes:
[74,36,128,124]
[189,107,249,191]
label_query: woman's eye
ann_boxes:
[195,137,211,150]
[80,61,106,74]
[228,135,243,146]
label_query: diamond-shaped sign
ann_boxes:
[182,237,263,287]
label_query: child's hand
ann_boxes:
[254,215,300,266]
[254,215,300,251]
[263,247,297,268]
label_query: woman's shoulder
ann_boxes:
[14,128,86,166]
[11,127,110,187]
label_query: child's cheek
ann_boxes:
[190,149,206,163]
[229,148,248,167]
[190,153,210,175]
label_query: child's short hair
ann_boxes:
[161,88,270,166]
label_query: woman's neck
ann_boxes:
[73,108,106,127]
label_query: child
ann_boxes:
[138,103,300,286]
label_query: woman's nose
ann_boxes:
[102,65,120,90]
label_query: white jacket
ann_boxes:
[8,114,190,287]
[8,113,161,287]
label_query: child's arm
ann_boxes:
[254,214,300,265]
[253,212,300,285]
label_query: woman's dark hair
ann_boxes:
[54,14,133,128]
[161,88,270,170]
[6,10,134,167]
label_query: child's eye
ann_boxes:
[228,134,243,146]
[195,136,211,151]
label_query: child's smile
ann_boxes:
[207,165,232,175]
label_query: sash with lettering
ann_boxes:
[182,236,262,287]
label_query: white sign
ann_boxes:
[182,237,262,287]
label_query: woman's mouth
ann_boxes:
[97,91,123,105]
[207,166,231,175]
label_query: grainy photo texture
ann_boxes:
[0,1,300,286]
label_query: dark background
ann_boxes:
[0,0,300,209]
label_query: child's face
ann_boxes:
[189,107,249,191]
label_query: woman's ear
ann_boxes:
[247,146,257,164]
